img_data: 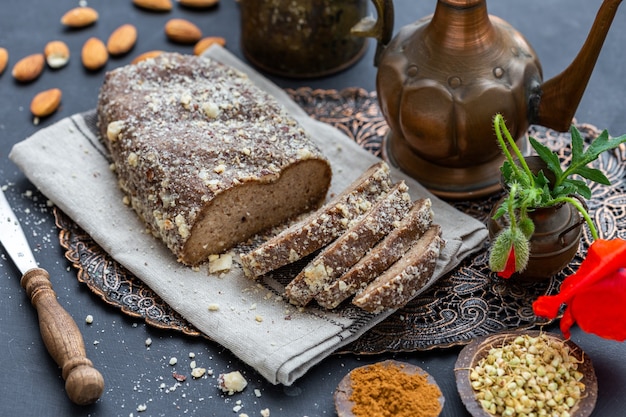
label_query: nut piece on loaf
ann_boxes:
[97,52,332,265]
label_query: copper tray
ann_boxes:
[55,88,626,354]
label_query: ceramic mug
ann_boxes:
[239,0,369,78]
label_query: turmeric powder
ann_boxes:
[347,360,443,417]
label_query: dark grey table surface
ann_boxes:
[1,1,625,416]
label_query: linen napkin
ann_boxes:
[10,46,488,385]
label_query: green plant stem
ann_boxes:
[551,196,599,240]
[506,185,519,229]
[494,114,534,187]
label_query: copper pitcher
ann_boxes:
[355,0,623,198]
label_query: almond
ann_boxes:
[0,47,8,76]
[164,19,202,44]
[30,88,62,118]
[82,37,108,71]
[12,53,45,82]
[178,0,220,8]
[60,6,99,28]
[193,36,226,56]
[44,41,70,68]
[133,0,173,11]
[131,50,165,65]
[107,24,138,56]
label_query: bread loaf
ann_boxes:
[352,225,444,313]
[285,181,412,306]
[240,161,393,278]
[315,198,433,309]
[97,53,332,265]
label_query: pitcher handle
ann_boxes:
[351,0,395,66]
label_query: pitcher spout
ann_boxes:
[534,0,623,132]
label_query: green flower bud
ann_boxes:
[489,227,530,274]
[518,217,535,239]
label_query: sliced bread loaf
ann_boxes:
[285,181,412,306]
[352,225,444,313]
[240,161,393,278]
[315,198,433,309]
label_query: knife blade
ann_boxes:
[0,188,38,273]
[0,188,104,405]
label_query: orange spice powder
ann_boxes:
[349,361,442,417]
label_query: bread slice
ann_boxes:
[240,161,393,278]
[285,181,412,306]
[315,198,433,309]
[97,53,332,265]
[352,225,444,313]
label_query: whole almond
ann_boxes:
[44,41,70,68]
[30,88,63,117]
[131,50,164,65]
[61,6,99,28]
[178,0,220,8]
[12,53,45,82]
[193,36,226,56]
[133,0,173,11]
[164,19,202,44]
[82,37,108,71]
[107,24,138,56]
[0,47,8,76]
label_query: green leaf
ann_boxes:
[550,127,626,193]
[576,165,611,185]
[529,136,563,178]
[500,161,514,183]
[582,130,626,163]
[534,170,550,190]
[560,178,592,200]
[570,124,585,161]
[492,205,508,219]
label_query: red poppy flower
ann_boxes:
[498,246,517,279]
[533,238,626,340]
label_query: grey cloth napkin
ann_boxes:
[10,46,487,385]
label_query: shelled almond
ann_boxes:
[131,50,165,64]
[107,24,138,56]
[178,0,220,8]
[12,53,45,82]
[164,18,202,44]
[0,47,8,75]
[82,38,109,71]
[193,36,226,55]
[60,6,99,28]
[30,88,62,117]
[133,0,173,12]
[44,41,70,68]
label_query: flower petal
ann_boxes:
[559,304,576,340]
[569,268,626,341]
[533,239,626,319]
[533,294,565,319]
[498,246,516,279]
[560,239,626,295]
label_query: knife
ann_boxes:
[0,188,104,405]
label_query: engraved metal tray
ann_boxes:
[55,87,626,354]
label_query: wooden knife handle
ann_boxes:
[21,268,104,405]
